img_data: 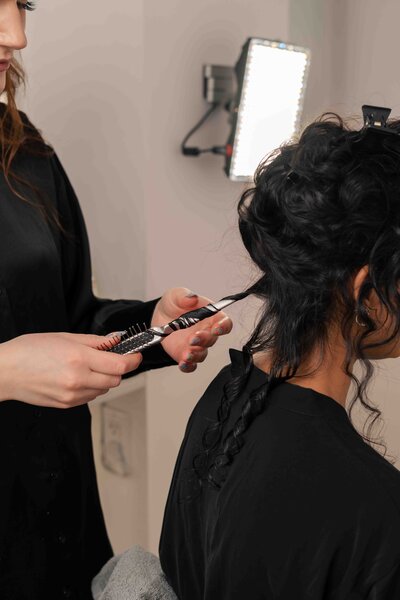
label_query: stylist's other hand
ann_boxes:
[0,332,143,408]
[151,287,233,373]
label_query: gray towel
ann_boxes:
[91,544,178,600]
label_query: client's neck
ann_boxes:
[252,331,353,409]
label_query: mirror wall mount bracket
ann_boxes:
[203,65,235,105]
[180,65,234,157]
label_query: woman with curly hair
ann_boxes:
[159,112,400,599]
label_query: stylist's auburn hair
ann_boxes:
[191,111,400,493]
[1,56,70,237]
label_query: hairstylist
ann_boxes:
[0,2,233,599]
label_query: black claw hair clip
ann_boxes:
[362,105,393,133]
[354,104,400,149]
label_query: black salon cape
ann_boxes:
[0,103,175,600]
[159,349,400,599]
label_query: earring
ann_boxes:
[355,304,377,327]
[355,311,367,327]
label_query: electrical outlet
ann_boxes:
[101,404,132,476]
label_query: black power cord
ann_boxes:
[181,103,226,156]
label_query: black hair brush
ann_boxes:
[96,291,250,355]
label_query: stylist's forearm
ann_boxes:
[0,341,12,401]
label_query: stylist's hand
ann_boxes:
[151,287,233,373]
[0,332,143,409]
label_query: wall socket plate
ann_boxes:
[101,403,132,477]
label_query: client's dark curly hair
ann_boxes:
[193,111,400,491]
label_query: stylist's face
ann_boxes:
[0,0,27,94]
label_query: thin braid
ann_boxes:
[191,344,254,486]
[208,360,290,489]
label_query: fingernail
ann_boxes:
[105,330,126,338]
[180,362,190,370]
[185,291,198,298]
[186,353,194,362]
[190,336,201,346]
[213,327,224,336]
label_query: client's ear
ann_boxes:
[352,264,370,303]
[352,264,381,313]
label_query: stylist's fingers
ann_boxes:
[210,313,233,337]
[59,387,114,408]
[179,361,198,373]
[85,371,123,390]
[199,312,233,337]
[57,332,113,346]
[188,317,232,351]
[87,343,143,376]
[179,348,208,373]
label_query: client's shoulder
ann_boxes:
[191,347,264,419]
[191,362,232,419]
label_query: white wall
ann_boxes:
[289,0,335,125]
[329,0,400,117]
[20,0,146,301]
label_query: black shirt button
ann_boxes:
[58,533,67,544]
[45,510,51,517]
[50,471,59,480]
[61,586,72,598]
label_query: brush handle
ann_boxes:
[159,298,237,335]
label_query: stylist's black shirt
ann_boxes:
[0,102,175,600]
[159,348,400,599]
